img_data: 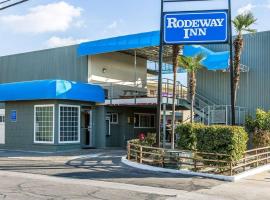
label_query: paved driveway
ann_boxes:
[0,149,224,191]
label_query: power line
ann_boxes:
[0,0,30,11]
[0,0,13,5]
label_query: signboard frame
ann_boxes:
[156,0,235,147]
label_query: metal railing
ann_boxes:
[98,77,188,104]
[202,105,248,125]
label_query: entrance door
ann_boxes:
[0,109,5,144]
[83,110,92,147]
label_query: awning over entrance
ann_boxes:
[0,80,105,103]
[77,31,229,71]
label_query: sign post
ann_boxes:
[157,0,233,146]
[156,0,164,147]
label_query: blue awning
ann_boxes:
[183,45,229,70]
[77,31,229,71]
[0,80,105,103]
[78,31,160,56]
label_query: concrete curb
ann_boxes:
[121,156,270,182]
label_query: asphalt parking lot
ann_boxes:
[0,149,223,191]
[1,149,270,200]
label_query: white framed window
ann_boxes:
[0,115,4,123]
[107,113,118,124]
[134,113,155,128]
[34,105,55,144]
[58,105,80,144]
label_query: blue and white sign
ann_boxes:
[164,11,228,44]
[10,110,17,122]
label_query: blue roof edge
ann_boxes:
[0,80,105,103]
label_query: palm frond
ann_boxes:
[232,11,257,34]
[178,53,205,72]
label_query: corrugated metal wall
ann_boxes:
[0,45,88,83]
[197,31,270,115]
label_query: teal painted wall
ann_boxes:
[105,106,156,148]
[0,45,88,83]
[0,100,94,152]
[197,31,270,115]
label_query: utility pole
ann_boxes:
[156,0,164,146]
[228,0,235,125]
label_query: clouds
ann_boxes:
[237,1,270,15]
[102,19,124,36]
[237,3,256,14]
[46,36,89,48]
[0,1,83,34]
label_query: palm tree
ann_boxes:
[171,44,181,149]
[232,12,257,107]
[178,54,205,123]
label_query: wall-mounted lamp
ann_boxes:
[102,68,107,73]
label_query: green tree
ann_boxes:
[178,54,205,123]
[232,12,257,106]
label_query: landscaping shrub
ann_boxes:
[129,133,156,147]
[176,123,248,161]
[253,129,270,148]
[245,109,270,148]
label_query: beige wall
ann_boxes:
[88,52,147,87]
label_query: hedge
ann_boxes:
[245,109,270,148]
[176,123,248,161]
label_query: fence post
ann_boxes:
[127,142,131,160]
[162,149,165,168]
[194,151,197,172]
[266,148,269,164]
[230,161,233,176]
[139,146,143,164]
[243,153,246,171]
[256,149,259,167]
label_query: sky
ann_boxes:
[0,0,269,56]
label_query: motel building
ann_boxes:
[0,30,268,151]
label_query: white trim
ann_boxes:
[58,104,80,144]
[134,113,155,128]
[121,156,233,182]
[0,109,5,144]
[108,113,118,124]
[34,104,55,144]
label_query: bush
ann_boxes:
[176,123,248,161]
[129,133,156,147]
[245,109,270,148]
[253,129,270,148]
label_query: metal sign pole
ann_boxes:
[228,0,235,125]
[157,0,164,147]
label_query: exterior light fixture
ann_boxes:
[102,68,107,73]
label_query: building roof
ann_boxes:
[0,80,105,103]
[77,31,229,70]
